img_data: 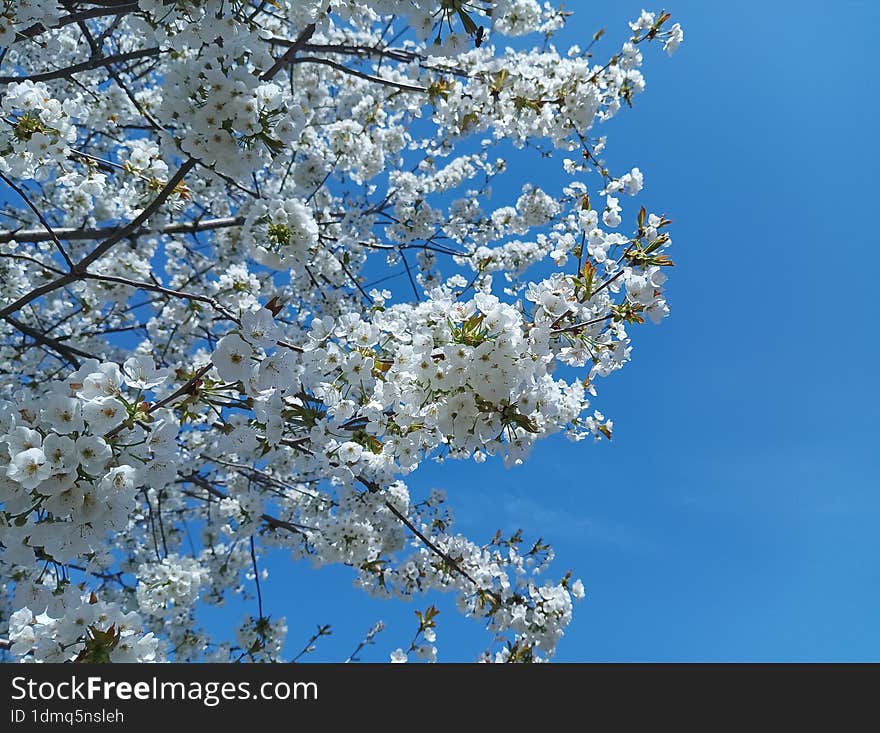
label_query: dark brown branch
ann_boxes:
[1,315,97,367]
[355,475,503,603]
[551,313,613,335]
[74,157,196,272]
[299,42,420,63]
[0,215,244,244]
[105,361,213,440]
[261,22,316,81]
[180,473,312,536]
[290,41,471,79]
[0,47,161,84]
[0,272,77,320]
[82,272,238,320]
[16,4,140,40]
[77,0,139,7]
[382,498,481,588]
[291,56,427,93]
[0,172,73,267]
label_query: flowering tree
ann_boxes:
[0,1,682,663]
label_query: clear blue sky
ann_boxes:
[202,0,880,661]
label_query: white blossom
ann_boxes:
[123,356,169,389]
[7,447,51,489]
[213,334,255,384]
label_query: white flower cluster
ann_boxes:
[136,555,209,616]
[0,81,79,180]
[355,503,584,661]
[162,63,304,178]
[0,357,178,641]
[9,590,159,663]
[244,197,321,271]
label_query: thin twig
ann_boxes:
[292,56,427,92]
[249,536,264,622]
[0,172,73,267]
[1,315,97,366]
[82,272,238,320]
[0,159,196,319]
[104,362,212,440]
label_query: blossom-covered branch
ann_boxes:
[0,1,682,663]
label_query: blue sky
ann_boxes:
[201,0,880,661]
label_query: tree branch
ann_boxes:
[1,315,98,367]
[104,361,213,440]
[0,172,73,267]
[0,216,244,244]
[17,4,140,40]
[291,56,427,93]
[73,157,196,272]
[82,272,238,320]
[0,158,196,319]
[0,47,161,83]
[261,22,316,81]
